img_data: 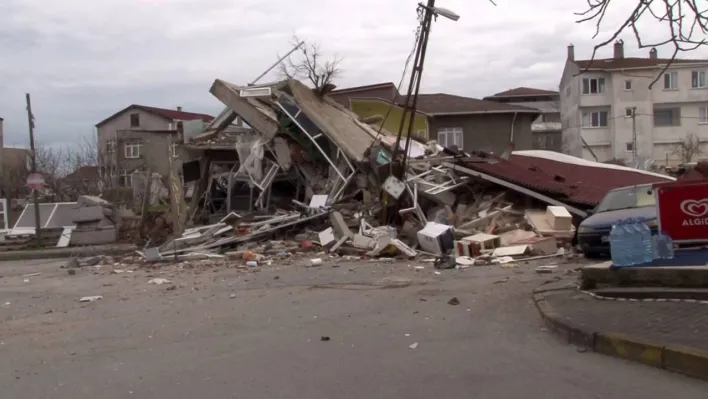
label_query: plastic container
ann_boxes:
[640,221,654,264]
[610,220,628,266]
[664,234,675,259]
[624,218,642,266]
[656,233,675,259]
[651,234,661,260]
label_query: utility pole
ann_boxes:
[26,93,42,247]
[391,0,459,176]
[631,106,638,161]
[391,0,435,177]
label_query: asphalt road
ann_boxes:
[0,256,706,398]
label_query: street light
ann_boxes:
[430,6,460,21]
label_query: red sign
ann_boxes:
[655,180,708,242]
[25,172,44,190]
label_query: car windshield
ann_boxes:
[595,185,655,213]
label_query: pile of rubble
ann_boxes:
[130,76,666,268]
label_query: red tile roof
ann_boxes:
[573,57,708,70]
[456,152,672,207]
[487,87,559,98]
[96,105,214,127]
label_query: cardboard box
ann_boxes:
[417,222,454,255]
[545,206,572,231]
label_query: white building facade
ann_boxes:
[559,40,708,166]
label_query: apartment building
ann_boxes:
[559,40,708,165]
[483,87,562,152]
[96,105,213,186]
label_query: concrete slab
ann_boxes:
[209,79,279,141]
[286,79,376,161]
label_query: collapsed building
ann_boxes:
[152,77,674,261]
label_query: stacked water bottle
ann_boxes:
[609,218,674,267]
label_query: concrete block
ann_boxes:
[70,226,116,246]
[72,206,104,223]
[329,211,353,238]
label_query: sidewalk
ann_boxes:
[0,243,136,262]
[534,286,708,380]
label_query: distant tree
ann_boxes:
[576,0,707,87]
[279,35,343,96]
[673,132,702,163]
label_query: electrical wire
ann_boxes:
[363,10,424,155]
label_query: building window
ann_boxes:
[663,72,678,90]
[437,127,463,149]
[582,77,606,94]
[171,143,178,158]
[120,170,132,187]
[130,113,140,127]
[625,108,634,118]
[692,71,707,88]
[626,142,634,152]
[582,111,609,128]
[699,106,708,124]
[624,80,632,91]
[106,139,116,153]
[124,142,142,159]
[653,107,681,127]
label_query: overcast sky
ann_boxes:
[1,0,706,147]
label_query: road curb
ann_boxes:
[0,245,136,262]
[533,291,708,381]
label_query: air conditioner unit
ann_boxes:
[240,87,272,97]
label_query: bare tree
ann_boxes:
[576,0,708,87]
[278,35,343,95]
[673,132,702,163]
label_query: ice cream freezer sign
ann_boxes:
[655,180,708,243]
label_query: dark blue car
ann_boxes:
[577,184,658,258]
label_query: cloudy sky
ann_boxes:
[1,0,705,147]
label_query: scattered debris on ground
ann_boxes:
[79,296,102,303]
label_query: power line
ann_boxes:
[363,10,424,152]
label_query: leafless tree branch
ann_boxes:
[576,0,708,88]
[0,134,104,202]
[673,132,703,163]
[278,35,343,96]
